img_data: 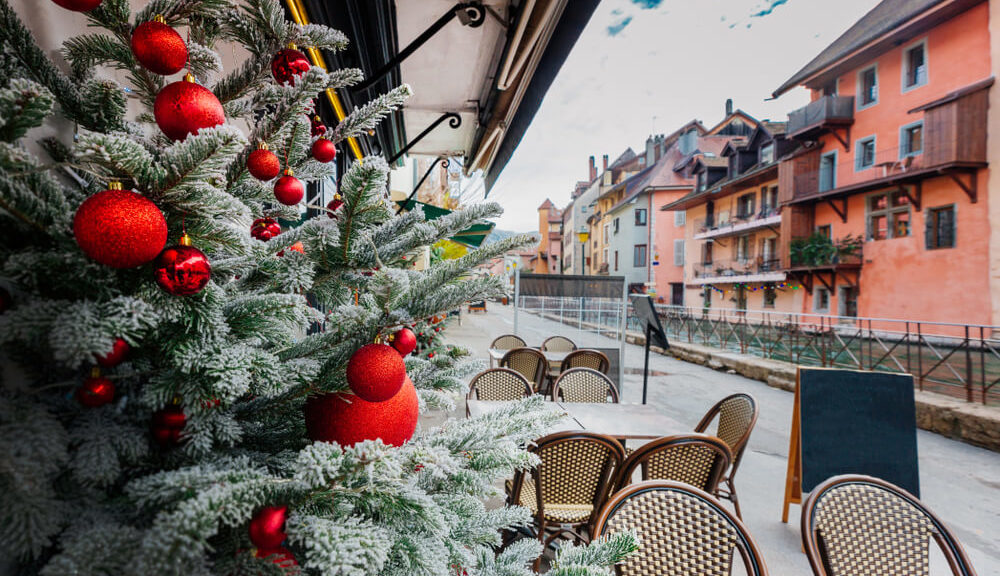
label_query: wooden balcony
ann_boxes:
[787,95,855,140]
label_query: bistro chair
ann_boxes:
[541,335,577,352]
[694,393,758,519]
[490,334,527,367]
[593,480,769,576]
[802,475,979,576]
[466,368,533,415]
[559,349,610,375]
[551,368,619,403]
[616,434,732,494]
[499,348,548,392]
[508,431,626,565]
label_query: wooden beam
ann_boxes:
[836,269,859,287]
[829,126,851,152]
[946,170,978,203]
[897,183,921,211]
[816,271,834,292]
[825,197,847,223]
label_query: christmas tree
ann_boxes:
[0,0,636,574]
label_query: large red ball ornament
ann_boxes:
[51,0,102,11]
[153,235,211,296]
[95,337,130,368]
[273,170,304,206]
[311,138,336,163]
[153,73,225,141]
[271,46,311,86]
[151,404,186,446]
[247,143,281,181]
[251,217,281,242]
[304,376,418,447]
[347,343,406,402]
[73,183,168,268]
[249,506,288,549]
[131,16,187,75]
[76,369,115,407]
[326,195,344,219]
[392,328,417,357]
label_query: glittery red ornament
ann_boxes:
[276,241,304,257]
[76,368,115,407]
[247,143,281,181]
[153,73,225,141]
[273,170,304,205]
[310,115,327,137]
[131,16,187,75]
[325,195,343,219]
[346,343,406,402]
[151,404,186,446]
[73,183,168,268]
[304,376,418,447]
[248,506,287,549]
[251,217,281,241]
[51,0,101,11]
[311,138,336,163]
[270,46,311,85]
[391,328,417,357]
[153,235,211,296]
[95,338,130,368]
[255,547,297,567]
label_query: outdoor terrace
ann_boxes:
[786,94,855,140]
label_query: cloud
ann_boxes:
[607,15,633,36]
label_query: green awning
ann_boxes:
[395,199,496,248]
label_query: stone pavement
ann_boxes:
[423,304,1000,574]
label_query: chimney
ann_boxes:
[589,155,597,181]
[725,98,734,116]
[645,135,656,167]
[603,154,609,171]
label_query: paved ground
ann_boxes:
[424,304,1000,574]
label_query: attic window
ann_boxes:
[760,143,774,164]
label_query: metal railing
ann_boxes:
[787,94,855,135]
[695,208,781,233]
[694,258,783,278]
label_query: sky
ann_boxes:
[477,0,881,232]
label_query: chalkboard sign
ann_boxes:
[781,368,919,522]
[631,295,669,349]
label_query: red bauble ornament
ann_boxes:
[310,115,327,137]
[151,404,186,446]
[131,16,187,75]
[391,328,417,357]
[249,506,288,549]
[251,217,281,242]
[271,46,311,85]
[346,343,407,402]
[326,195,344,219]
[51,0,102,11]
[76,368,115,407]
[73,182,168,268]
[95,338,130,367]
[311,138,336,163]
[153,235,211,296]
[247,143,281,181]
[273,170,304,206]
[153,73,225,141]
[304,376,418,447]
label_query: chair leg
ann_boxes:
[728,477,742,520]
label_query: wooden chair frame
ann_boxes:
[616,433,732,493]
[695,393,758,519]
[499,347,548,392]
[490,334,527,367]
[541,335,577,352]
[802,474,979,576]
[559,349,611,374]
[466,368,533,415]
[551,368,620,404]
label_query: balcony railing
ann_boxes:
[787,94,855,137]
[695,258,784,279]
[695,207,781,239]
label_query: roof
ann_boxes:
[773,0,963,96]
[538,198,555,210]
[705,110,759,135]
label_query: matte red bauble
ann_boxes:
[251,217,281,242]
[95,337,130,368]
[153,73,225,141]
[51,0,102,11]
[247,143,281,181]
[76,369,115,407]
[273,170,304,206]
[73,182,168,268]
[248,506,287,549]
[326,195,344,219]
[347,343,406,402]
[151,404,186,446]
[270,46,311,85]
[153,235,211,296]
[311,138,336,163]
[310,115,327,137]
[392,328,417,357]
[131,16,187,75]
[304,376,418,447]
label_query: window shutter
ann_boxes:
[924,209,933,249]
[943,208,956,248]
[674,211,686,226]
[674,240,685,266]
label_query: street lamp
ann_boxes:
[577,229,589,276]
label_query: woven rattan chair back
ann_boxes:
[552,368,619,403]
[617,434,732,493]
[694,393,758,519]
[499,348,547,390]
[541,335,577,352]
[802,475,979,576]
[559,349,610,374]
[467,368,532,402]
[491,334,527,351]
[594,480,769,576]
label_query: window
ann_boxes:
[602,248,608,266]
[603,224,609,243]
[761,237,778,269]
[634,244,647,267]
[819,151,837,192]
[674,211,686,227]
[760,143,775,165]
[926,205,955,249]
[838,286,858,317]
[822,79,839,96]
[736,286,747,311]
[903,39,928,91]
[856,136,876,171]
[814,287,830,312]
[900,121,923,157]
[858,65,878,108]
[763,286,777,308]
[673,239,685,266]
[736,234,752,261]
[614,250,619,271]
[816,224,832,239]
[760,186,778,215]
[635,208,647,226]
[867,190,911,240]
[613,218,620,234]
[737,194,755,219]
[702,286,712,309]
[696,171,707,191]
[702,242,713,265]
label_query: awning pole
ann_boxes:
[620,277,627,392]
[513,266,520,336]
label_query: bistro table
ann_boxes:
[466,399,688,440]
